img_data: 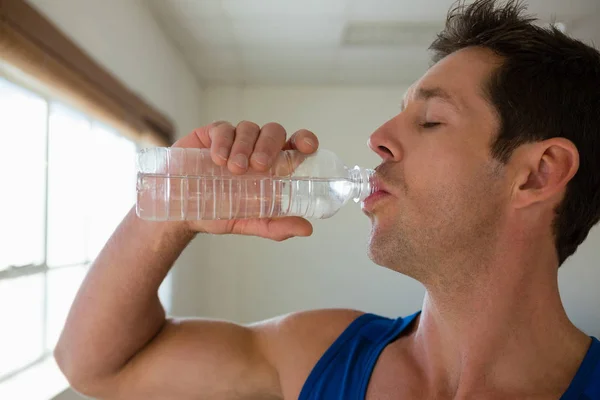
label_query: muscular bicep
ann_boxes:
[98,319,282,400]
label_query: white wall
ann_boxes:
[199,84,600,337]
[199,85,426,322]
[28,0,208,317]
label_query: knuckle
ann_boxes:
[218,133,234,145]
[210,126,228,141]
[211,120,230,128]
[235,128,259,142]
[217,126,235,141]
[261,122,285,133]
[209,121,231,134]
[259,133,281,148]
[237,120,260,131]
[233,138,255,152]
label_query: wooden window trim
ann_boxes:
[0,0,174,145]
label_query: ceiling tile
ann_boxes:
[243,65,336,85]
[242,47,336,69]
[150,0,600,86]
[241,47,336,85]
[347,0,451,22]
[231,19,345,47]
[341,21,442,47]
[222,0,347,18]
[334,47,430,86]
[185,19,237,46]
[524,0,600,21]
[337,47,431,70]
[347,0,599,23]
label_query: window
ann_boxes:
[0,75,138,383]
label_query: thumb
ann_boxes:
[267,217,314,240]
[233,217,313,241]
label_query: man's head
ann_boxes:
[364,0,600,280]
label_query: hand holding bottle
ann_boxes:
[163,121,319,241]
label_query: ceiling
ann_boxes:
[145,0,600,86]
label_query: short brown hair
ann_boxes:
[429,0,600,266]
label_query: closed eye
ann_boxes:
[420,122,441,129]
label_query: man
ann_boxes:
[55,0,600,398]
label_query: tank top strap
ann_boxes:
[299,311,421,400]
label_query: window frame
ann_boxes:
[0,69,141,384]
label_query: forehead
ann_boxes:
[404,47,503,112]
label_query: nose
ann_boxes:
[368,118,403,162]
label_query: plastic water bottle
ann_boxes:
[136,147,374,221]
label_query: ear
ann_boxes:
[511,138,579,209]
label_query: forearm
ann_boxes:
[54,206,197,387]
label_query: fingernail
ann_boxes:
[304,138,316,149]
[233,154,248,169]
[252,152,270,166]
[217,147,229,161]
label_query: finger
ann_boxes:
[227,121,260,174]
[196,121,229,149]
[250,122,287,171]
[231,217,313,241]
[283,129,319,153]
[209,122,236,166]
[266,217,313,241]
[172,121,228,149]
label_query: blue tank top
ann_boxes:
[299,311,600,400]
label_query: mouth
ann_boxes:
[362,176,392,212]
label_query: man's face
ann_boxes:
[364,47,510,281]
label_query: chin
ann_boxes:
[367,220,417,272]
[367,227,397,267]
[367,243,401,270]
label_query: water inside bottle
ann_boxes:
[136,173,359,221]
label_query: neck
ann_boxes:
[412,228,590,398]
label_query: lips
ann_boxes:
[362,176,392,212]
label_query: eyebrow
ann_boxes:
[401,87,462,112]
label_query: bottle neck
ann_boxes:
[349,166,375,203]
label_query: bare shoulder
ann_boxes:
[254,308,364,338]
[252,308,366,399]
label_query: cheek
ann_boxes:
[402,150,487,225]
[404,149,465,198]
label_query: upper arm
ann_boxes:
[91,318,282,400]
[81,309,364,400]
